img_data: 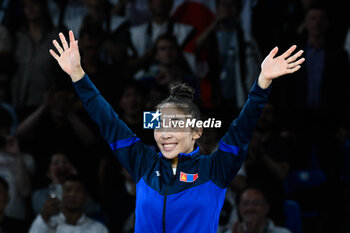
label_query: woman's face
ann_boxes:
[154,103,201,160]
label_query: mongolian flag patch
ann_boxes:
[180,172,198,182]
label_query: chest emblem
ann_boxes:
[180,172,198,183]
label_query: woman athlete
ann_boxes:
[50,31,304,233]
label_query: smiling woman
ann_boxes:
[49,30,304,233]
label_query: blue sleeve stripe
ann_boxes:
[219,141,240,155]
[109,136,140,151]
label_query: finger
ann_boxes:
[287,57,305,69]
[69,30,77,47]
[287,65,301,73]
[53,40,64,55]
[59,32,69,51]
[49,49,60,60]
[69,30,75,42]
[268,46,279,59]
[280,45,297,59]
[286,50,304,63]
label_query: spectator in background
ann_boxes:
[79,22,125,107]
[281,0,320,45]
[110,0,151,26]
[0,177,28,233]
[82,0,113,29]
[233,188,291,233]
[140,34,198,101]
[31,152,100,218]
[0,122,35,220]
[118,81,156,147]
[195,0,261,112]
[29,174,109,233]
[11,0,64,118]
[47,0,88,35]
[0,108,35,220]
[16,81,97,188]
[288,2,350,129]
[127,0,194,78]
[48,0,130,65]
[248,0,289,56]
[288,2,348,179]
[98,156,135,233]
[245,103,291,226]
[283,4,350,232]
[31,152,77,215]
[218,167,247,233]
[82,0,130,66]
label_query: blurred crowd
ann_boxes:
[0,0,349,232]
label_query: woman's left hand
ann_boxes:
[258,45,305,89]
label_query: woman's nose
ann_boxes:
[161,132,171,139]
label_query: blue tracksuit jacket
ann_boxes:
[73,74,271,233]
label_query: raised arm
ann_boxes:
[49,31,156,181]
[209,45,304,187]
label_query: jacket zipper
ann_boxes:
[163,161,179,233]
[163,187,167,233]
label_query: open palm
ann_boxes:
[261,45,305,80]
[50,31,84,81]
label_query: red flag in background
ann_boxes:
[171,0,217,107]
[171,0,215,54]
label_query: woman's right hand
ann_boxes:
[49,30,85,82]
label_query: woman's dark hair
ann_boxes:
[157,83,200,130]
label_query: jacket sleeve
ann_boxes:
[208,81,271,188]
[73,74,157,182]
